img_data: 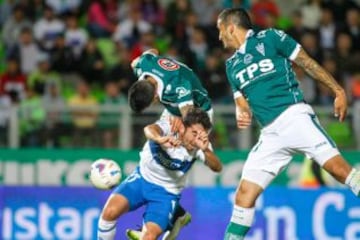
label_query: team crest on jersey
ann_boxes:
[176,87,191,98]
[256,43,265,56]
[243,54,253,64]
[158,59,180,71]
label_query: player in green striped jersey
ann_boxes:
[217,8,360,240]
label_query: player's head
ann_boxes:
[181,108,212,150]
[217,8,252,49]
[128,80,156,113]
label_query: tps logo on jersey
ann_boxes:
[176,87,191,99]
[158,59,180,71]
[236,59,275,86]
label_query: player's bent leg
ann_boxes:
[224,179,263,240]
[142,222,163,240]
[98,194,130,240]
[322,154,360,196]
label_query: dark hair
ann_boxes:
[183,108,212,131]
[218,8,252,29]
[128,80,155,113]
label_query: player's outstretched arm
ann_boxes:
[144,124,181,148]
[235,96,252,129]
[195,132,222,172]
[294,48,347,122]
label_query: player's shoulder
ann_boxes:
[225,52,238,67]
[254,28,287,40]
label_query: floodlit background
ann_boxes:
[1,0,360,239]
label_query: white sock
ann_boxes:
[345,168,360,196]
[230,205,255,227]
[98,218,117,240]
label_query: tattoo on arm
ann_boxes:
[294,49,344,95]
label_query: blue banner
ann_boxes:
[1,187,359,240]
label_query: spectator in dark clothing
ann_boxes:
[79,39,105,84]
[287,10,309,42]
[50,33,76,73]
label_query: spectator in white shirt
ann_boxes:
[65,14,88,59]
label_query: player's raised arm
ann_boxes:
[144,123,181,148]
[234,96,252,129]
[195,132,222,172]
[293,48,347,122]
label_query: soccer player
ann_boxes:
[97,108,222,240]
[217,8,359,239]
[129,48,213,127]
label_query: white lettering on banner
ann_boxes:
[221,161,244,186]
[264,207,298,240]
[346,208,360,239]
[313,192,343,240]
[37,160,68,185]
[67,161,92,185]
[2,203,100,239]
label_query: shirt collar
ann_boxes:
[237,29,254,54]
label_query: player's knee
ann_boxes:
[142,231,158,240]
[235,182,258,207]
[101,206,119,221]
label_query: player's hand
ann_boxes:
[236,111,252,129]
[156,136,181,148]
[194,131,209,151]
[334,90,347,122]
[170,116,184,134]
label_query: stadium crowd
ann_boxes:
[0,0,360,149]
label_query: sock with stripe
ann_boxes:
[98,218,117,240]
[346,168,360,197]
[224,205,254,240]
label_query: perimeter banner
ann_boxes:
[1,149,360,186]
[0,187,359,240]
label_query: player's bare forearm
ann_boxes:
[204,149,222,172]
[294,49,345,96]
[144,124,163,142]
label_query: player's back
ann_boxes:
[226,28,304,127]
[134,53,212,116]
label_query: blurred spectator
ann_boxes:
[23,0,45,21]
[79,39,105,84]
[28,53,61,95]
[65,13,88,60]
[294,65,316,104]
[323,0,359,24]
[187,27,208,72]
[318,57,340,105]
[140,0,165,27]
[130,31,157,60]
[2,5,32,50]
[351,73,360,149]
[335,32,353,76]
[300,31,323,62]
[68,80,98,147]
[33,5,65,51]
[0,0,15,26]
[343,8,360,51]
[0,58,27,103]
[45,0,81,16]
[118,0,141,21]
[113,8,152,47]
[87,0,116,38]
[318,8,339,52]
[287,10,308,42]
[301,0,322,30]
[42,82,66,147]
[250,0,280,29]
[199,53,229,103]
[192,0,221,27]
[50,33,76,73]
[100,81,127,148]
[165,0,192,41]
[19,87,46,147]
[222,0,250,9]
[109,47,137,95]
[0,93,11,146]
[8,27,41,75]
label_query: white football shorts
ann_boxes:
[242,103,340,189]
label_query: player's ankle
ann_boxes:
[224,205,254,239]
[98,218,117,240]
[345,168,360,196]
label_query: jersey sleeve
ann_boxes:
[175,80,194,109]
[155,118,171,136]
[267,28,301,61]
[226,65,243,99]
[133,53,162,80]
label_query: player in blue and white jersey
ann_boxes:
[97,108,222,240]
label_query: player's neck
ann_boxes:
[233,29,250,49]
